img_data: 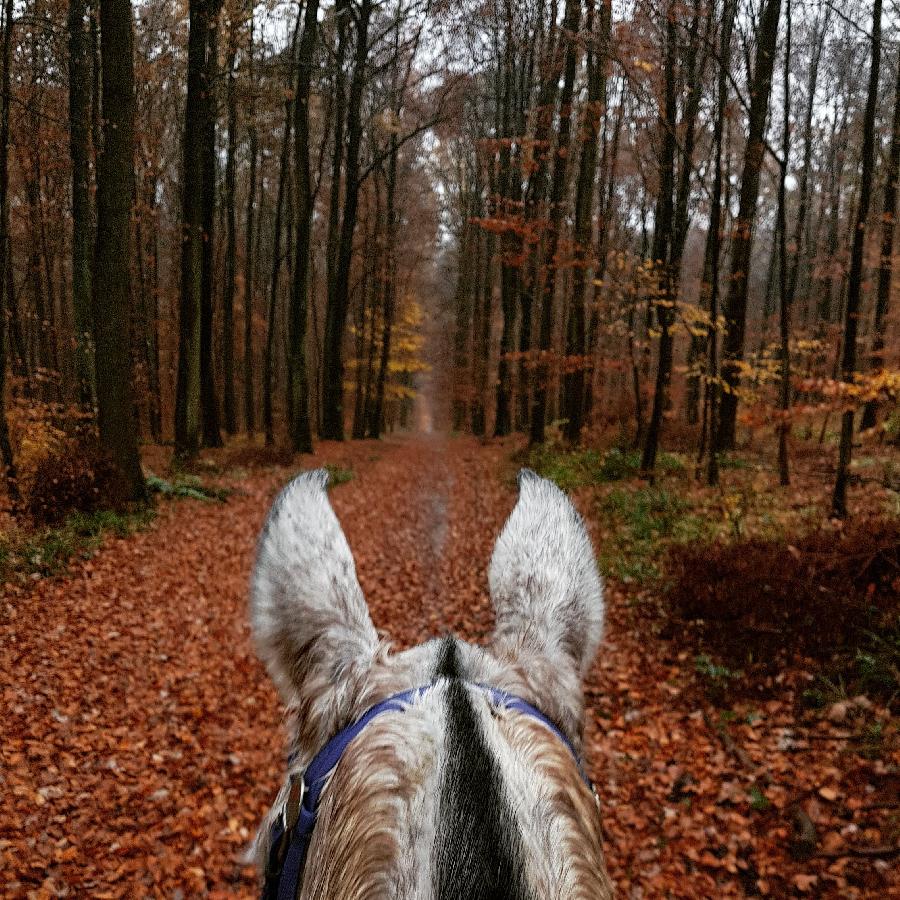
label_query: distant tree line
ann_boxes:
[0,0,896,518]
[442,0,898,515]
[0,0,447,504]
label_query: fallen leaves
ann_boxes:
[1,436,897,897]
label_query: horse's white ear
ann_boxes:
[250,469,378,703]
[488,469,604,679]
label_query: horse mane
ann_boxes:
[433,637,535,900]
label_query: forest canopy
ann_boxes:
[0,0,896,517]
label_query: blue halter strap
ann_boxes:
[261,681,590,900]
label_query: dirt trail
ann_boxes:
[0,437,515,898]
[1,436,893,898]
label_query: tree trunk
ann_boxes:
[640,3,677,474]
[369,129,399,437]
[832,0,881,517]
[530,0,580,446]
[352,206,378,441]
[584,84,624,423]
[321,0,372,441]
[200,18,222,448]
[325,0,349,319]
[717,0,782,451]
[263,16,298,447]
[244,15,258,437]
[562,0,609,444]
[287,0,320,453]
[93,0,145,502]
[776,0,792,486]
[472,229,492,437]
[222,16,238,434]
[68,0,95,407]
[0,0,16,496]
[702,0,735,484]
[673,0,709,428]
[176,0,222,458]
[452,209,474,432]
[860,49,899,431]
[493,0,523,438]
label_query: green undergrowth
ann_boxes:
[522,443,685,493]
[323,463,354,486]
[520,442,708,584]
[516,440,900,711]
[596,486,713,583]
[146,472,231,502]
[0,507,156,584]
[1,472,229,586]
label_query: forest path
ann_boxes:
[1,436,519,899]
[2,436,889,898]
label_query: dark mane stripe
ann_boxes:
[432,638,534,900]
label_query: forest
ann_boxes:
[1,0,898,896]
[0,0,895,507]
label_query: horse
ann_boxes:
[249,467,613,899]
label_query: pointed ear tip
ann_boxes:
[286,467,330,493]
[517,467,565,498]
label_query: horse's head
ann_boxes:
[250,468,613,899]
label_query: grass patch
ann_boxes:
[523,444,685,492]
[324,463,354,486]
[1,471,228,585]
[0,507,156,583]
[596,486,713,583]
[716,454,752,470]
[146,473,231,502]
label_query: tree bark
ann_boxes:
[93,0,145,502]
[222,15,238,434]
[641,2,677,474]
[325,0,349,318]
[452,206,474,432]
[860,50,899,431]
[562,0,609,444]
[640,3,678,474]
[493,0,523,437]
[175,0,222,458]
[200,19,222,448]
[530,0,580,446]
[287,0,320,453]
[701,0,734,484]
[369,132,398,439]
[0,0,16,496]
[244,14,258,437]
[717,0,782,451]
[68,0,95,407]
[776,0,792,486]
[321,0,372,441]
[263,15,299,447]
[832,0,881,517]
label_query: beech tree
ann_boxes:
[93,0,145,502]
[832,0,882,518]
[0,0,895,517]
[860,49,899,432]
[718,0,783,451]
[175,0,223,458]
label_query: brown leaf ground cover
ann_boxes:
[1,436,897,898]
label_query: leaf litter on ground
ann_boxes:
[0,436,896,898]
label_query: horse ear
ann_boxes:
[488,469,604,680]
[250,469,378,704]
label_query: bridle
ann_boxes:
[262,681,593,900]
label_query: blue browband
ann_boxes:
[262,681,590,900]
